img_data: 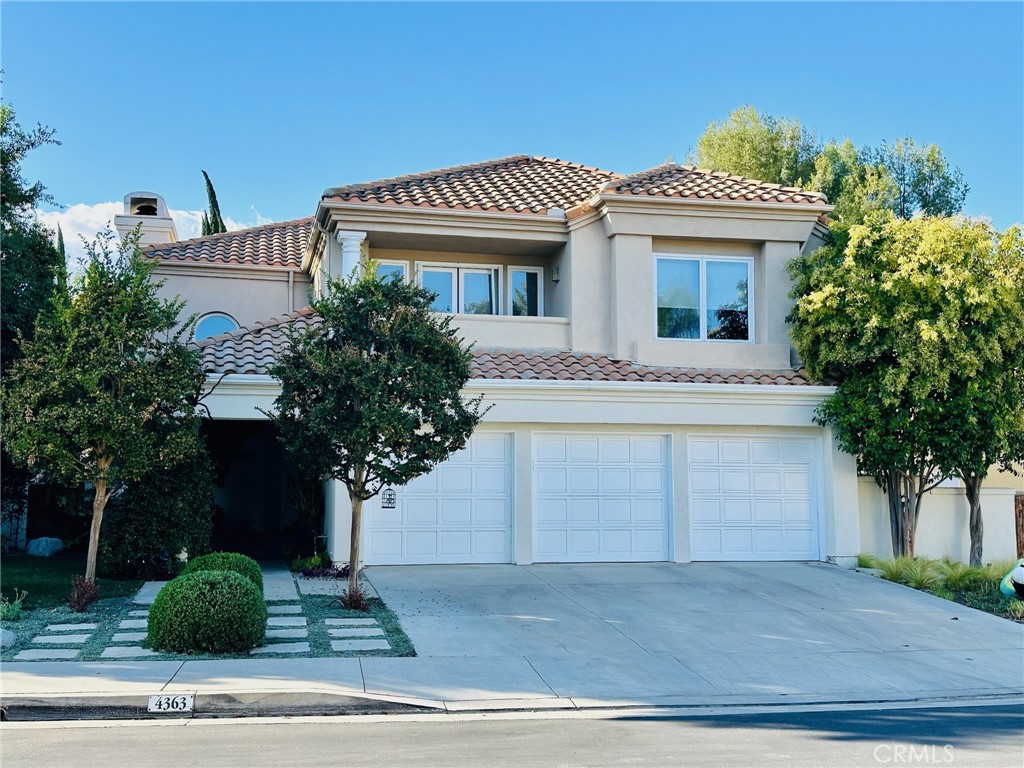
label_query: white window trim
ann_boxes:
[415,261,503,315]
[194,311,240,341]
[507,265,545,318]
[375,259,409,281]
[653,253,754,344]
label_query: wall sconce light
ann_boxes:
[551,267,560,284]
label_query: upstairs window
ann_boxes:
[656,255,751,342]
[509,267,543,317]
[419,265,500,315]
[376,261,406,281]
[195,312,239,340]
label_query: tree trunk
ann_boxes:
[963,475,984,567]
[84,479,108,583]
[347,466,365,598]
[883,470,921,558]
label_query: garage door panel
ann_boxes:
[600,468,631,492]
[599,438,631,463]
[689,436,820,562]
[569,468,600,492]
[534,433,670,562]
[568,437,599,462]
[364,433,513,565]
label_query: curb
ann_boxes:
[3,690,1022,723]
[0,691,439,722]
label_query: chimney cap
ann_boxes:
[123,191,169,218]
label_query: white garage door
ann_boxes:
[533,433,670,562]
[363,433,513,565]
[689,436,820,561]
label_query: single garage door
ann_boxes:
[534,433,670,562]
[363,433,513,565]
[689,435,820,561]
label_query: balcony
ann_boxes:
[448,314,570,350]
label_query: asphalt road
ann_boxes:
[2,704,1021,768]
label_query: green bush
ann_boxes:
[99,450,216,580]
[182,552,263,594]
[148,570,266,654]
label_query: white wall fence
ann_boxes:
[858,477,1020,563]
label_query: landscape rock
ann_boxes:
[0,628,16,648]
[26,537,64,557]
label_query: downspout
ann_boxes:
[288,270,294,312]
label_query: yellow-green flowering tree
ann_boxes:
[789,214,1024,559]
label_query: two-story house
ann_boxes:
[115,155,1020,567]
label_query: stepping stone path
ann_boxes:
[15,570,396,661]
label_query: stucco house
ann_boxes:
[113,155,1022,566]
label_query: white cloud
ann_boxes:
[34,202,273,271]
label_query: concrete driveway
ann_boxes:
[363,562,1024,706]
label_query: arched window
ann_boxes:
[195,313,239,341]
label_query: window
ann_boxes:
[508,267,543,317]
[419,265,500,315]
[376,261,406,281]
[656,255,751,341]
[195,313,239,340]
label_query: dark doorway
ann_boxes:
[203,420,322,560]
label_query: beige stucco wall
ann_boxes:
[155,267,310,329]
[858,477,1020,563]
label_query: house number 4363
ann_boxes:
[147,694,194,713]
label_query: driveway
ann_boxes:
[363,562,1024,706]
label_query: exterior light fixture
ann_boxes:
[551,267,560,284]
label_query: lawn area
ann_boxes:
[0,551,142,610]
[858,553,1024,623]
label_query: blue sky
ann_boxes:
[4,2,1022,257]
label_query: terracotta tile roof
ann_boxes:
[322,155,621,215]
[603,164,828,206]
[197,311,815,386]
[197,308,320,376]
[145,218,313,269]
[472,349,815,386]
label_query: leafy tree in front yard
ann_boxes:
[267,270,488,605]
[789,214,1024,558]
[928,226,1024,566]
[1,229,206,584]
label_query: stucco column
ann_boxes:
[335,230,367,282]
[323,478,353,563]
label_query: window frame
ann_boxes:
[194,312,240,341]
[506,266,545,318]
[653,253,754,343]
[415,261,503,315]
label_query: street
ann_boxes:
[2,704,1021,768]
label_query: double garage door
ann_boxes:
[364,432,820,565]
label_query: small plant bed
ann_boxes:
[857,554,1024,623]
[2,576,415,662]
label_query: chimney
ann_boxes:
[114,191,178,245]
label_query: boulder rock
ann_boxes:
[0,628,16,648]
[26,537,64,557]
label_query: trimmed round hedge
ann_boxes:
[181,552,263,594]
[148,570,267,654]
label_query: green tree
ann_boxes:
[691,105,820,186]
[788,215,1022,558]
[267,270,488,604]
[200,170,226,235]
[1,229,206,583]
[869,137,968,219]
[928,226,1024,565]
[1,101,64,373]
[810,139,899,224]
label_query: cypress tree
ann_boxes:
[201,170,227,235]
